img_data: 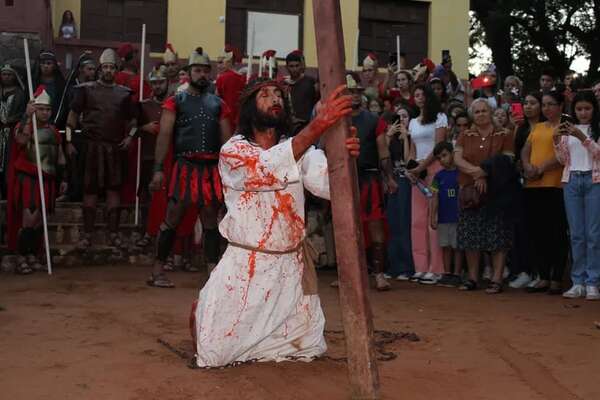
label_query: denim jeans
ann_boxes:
[385,175,415,276]
[563,172,600,286]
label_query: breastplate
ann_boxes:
[173,92,221,156]
[26,126,58,175]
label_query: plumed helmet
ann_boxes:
[362,52,378,69]
[163,43,178,63]
[188,47,211,67]
[33,85,52,106]
[148,64,167,81]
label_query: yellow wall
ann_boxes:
[52,0,81,37]
[166,0,226,60]
[428,0,470,78]
[303,0,360,71]
[50,0,470,77]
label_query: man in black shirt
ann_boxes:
[284,50,319,136]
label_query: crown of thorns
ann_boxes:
[239,77,287,105]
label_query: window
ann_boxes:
[226,0,304,57]
[359,0,429,68]
[80,0,167,52]
[247,11,300,57]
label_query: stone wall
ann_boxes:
[0,32,42,80]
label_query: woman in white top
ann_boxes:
[406,84,448,283]
[59,10,78,39]
[553,90,600,300]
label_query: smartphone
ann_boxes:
[510,103,524,120]
[560,114,575,124]
[441,49,451,62]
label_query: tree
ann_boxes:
[471,0,600,86]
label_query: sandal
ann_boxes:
[135,234,152,248]
[146,273,175,288]
[108,233,128,250]
[459,279,478,291]
[76,235,92,251]
[163,257,175,271]
[182,260,200,273]
[485,281,503,294]
[15,259,33,275]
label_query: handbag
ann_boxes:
[459,183,485,210]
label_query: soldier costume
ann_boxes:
[66,48,136,249]
[1,64,27,199]
[11,87,66,274]
[148,48,232,287]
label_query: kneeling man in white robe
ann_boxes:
[190,79,360,367]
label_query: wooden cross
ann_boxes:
[312,1,381,398]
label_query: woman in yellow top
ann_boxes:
[521,90,569,294]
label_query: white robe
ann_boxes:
[193,135,330,367]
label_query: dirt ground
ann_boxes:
[1,265,599,400]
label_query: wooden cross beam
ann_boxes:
[312,1,381,398]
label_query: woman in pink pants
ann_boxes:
[407,84,448,284]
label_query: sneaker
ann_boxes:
[482,265,493,281]
[509,272,532,289]
[420,272,441,285]
[437,274,461,287]
[410,272,425,282]
[375,273,391,291]
[585,286,600,301]
[527,276,540,289]
[395,273,411,281]
[563,284,586,299]
[383,273,392,279]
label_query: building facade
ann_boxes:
[51,0,469,78]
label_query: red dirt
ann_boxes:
[1,266,599,400]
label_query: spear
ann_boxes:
[246,21,255,82]
[134,24,146,226]
[396,35,401,72]
[23,38,53,275]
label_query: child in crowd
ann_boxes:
[430,141,463,287]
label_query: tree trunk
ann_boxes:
[472,2,515,78]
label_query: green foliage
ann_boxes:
[471,0,599,86]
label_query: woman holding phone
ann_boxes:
[381,106,417,280]
[508,92,545,289]
[554,90,600,300]
[521,90,568,295]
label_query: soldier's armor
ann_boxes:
[25,126,59,175]
[173,91,222,157]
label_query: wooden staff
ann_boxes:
[23,38,53,275]
[247,21,255,82]
[353,29,360,71]
[396,35,401,72]
[135,23,146,226]
[312,1,380,398]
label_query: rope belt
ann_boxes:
[228,241,302,255]
[227,240,318,295]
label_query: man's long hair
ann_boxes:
[237,83,292,142]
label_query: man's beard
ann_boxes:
[190,78,209,92]
[253,107,287,132]
[100,73,114,84]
